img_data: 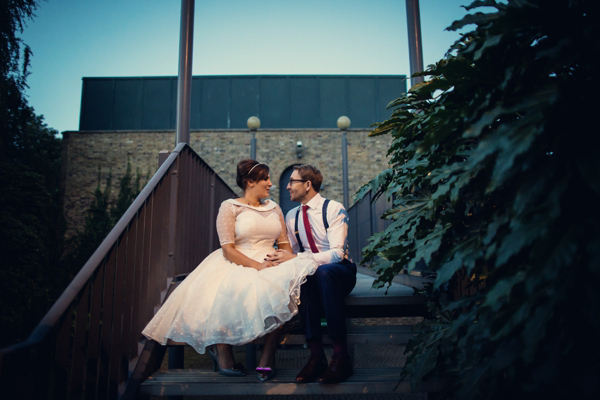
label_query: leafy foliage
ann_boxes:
[0,0,67,346]
[360,0,600,398]
[62,162,147,278]
[1,0,39,155]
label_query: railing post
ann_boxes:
[159,150,170,167]
[167,157,180,278]
[168,347,184,369]
[208,174,216,249]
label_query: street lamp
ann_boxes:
[247,116,260,160]
[337,116,351,209]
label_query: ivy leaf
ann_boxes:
[483,214,508,245]
[410,334,441,388]
[408,223,448,273]
[522,304,552,363]
[354,168,393,203]
[359,1,600,397]
[434,251,464,290]
[447,12,501,31]
[482,271,526,312]
[474,34,502,60]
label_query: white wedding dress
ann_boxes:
[142,199,317,354]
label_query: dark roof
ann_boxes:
[79,75,407,131]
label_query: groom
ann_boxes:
[267,164,357,384]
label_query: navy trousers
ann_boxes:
[298,259,357,342]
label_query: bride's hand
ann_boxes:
[254,260,277,270]
[265,249,296,263]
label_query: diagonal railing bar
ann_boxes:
[347,189,434,290]
[0,143,236,400]
[347,189,393,267]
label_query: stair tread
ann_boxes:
[139,368,441,395]
[167,325,416,346]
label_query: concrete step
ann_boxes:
[167,325,417,348]
[266,324,416,346]
[139,368,442,396]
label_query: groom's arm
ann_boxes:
[268,204,349,265]
[274,202,349,266]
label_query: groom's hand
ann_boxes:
[265,249,296,263]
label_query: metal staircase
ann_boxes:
[0,144,440,399]
[125,269,439,398]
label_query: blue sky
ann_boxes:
[20,0,472,134]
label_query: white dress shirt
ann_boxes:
[284,193,349,266]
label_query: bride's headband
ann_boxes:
[247,163,266,175]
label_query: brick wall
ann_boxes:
[61,130,391,239]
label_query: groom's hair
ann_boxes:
[294,165,323,192]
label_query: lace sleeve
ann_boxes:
[216,201,236,246]
[275,204,290,245]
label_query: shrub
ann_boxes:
[359,1,600,398]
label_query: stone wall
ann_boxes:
[61,129,392,239]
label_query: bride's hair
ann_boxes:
[236,159,270,190]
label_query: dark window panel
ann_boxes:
[230,77,259,129]
[319,77,347,128]
[348,78,376,129]
[260,77,290,129]
[190,78,202,130]
[80,79,115,130]
[201,78,230,129]
[113,80,143,130]
[290,77,319,128]
[377,77,407,122]
[141,78,173,130]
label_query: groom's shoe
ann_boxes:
[295,356,328,383]
[318,354,353,384]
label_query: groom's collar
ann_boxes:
[304,193,323,210]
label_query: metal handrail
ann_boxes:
[0,143,236,399]
[29,144,181,347]
[347,189,392,266]
[347,190,434,289]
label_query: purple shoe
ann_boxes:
[256,366,276,381]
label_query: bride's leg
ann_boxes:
[259,327,282,367]
[216,343,236,369]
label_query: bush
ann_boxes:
[359,0,600,398]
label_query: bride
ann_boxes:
[142,159,317,381]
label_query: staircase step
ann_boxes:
[139,368,441,396]
[273,325,416,345]
[167,325,416,347]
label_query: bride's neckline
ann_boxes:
[228,198,275,210]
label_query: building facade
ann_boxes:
[61,75,405,238]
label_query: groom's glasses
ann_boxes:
[288,179,307,184]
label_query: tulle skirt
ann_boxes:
[141,246,317,354]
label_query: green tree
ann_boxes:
[62,163,147,280]
[0,0,65,346]
[359,0,599,398]
[1,0,38,156]
[111,161,144,222]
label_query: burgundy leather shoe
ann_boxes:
[317,354,353,384]
[295,356,328,383]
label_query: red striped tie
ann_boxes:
[302,205,319,253]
